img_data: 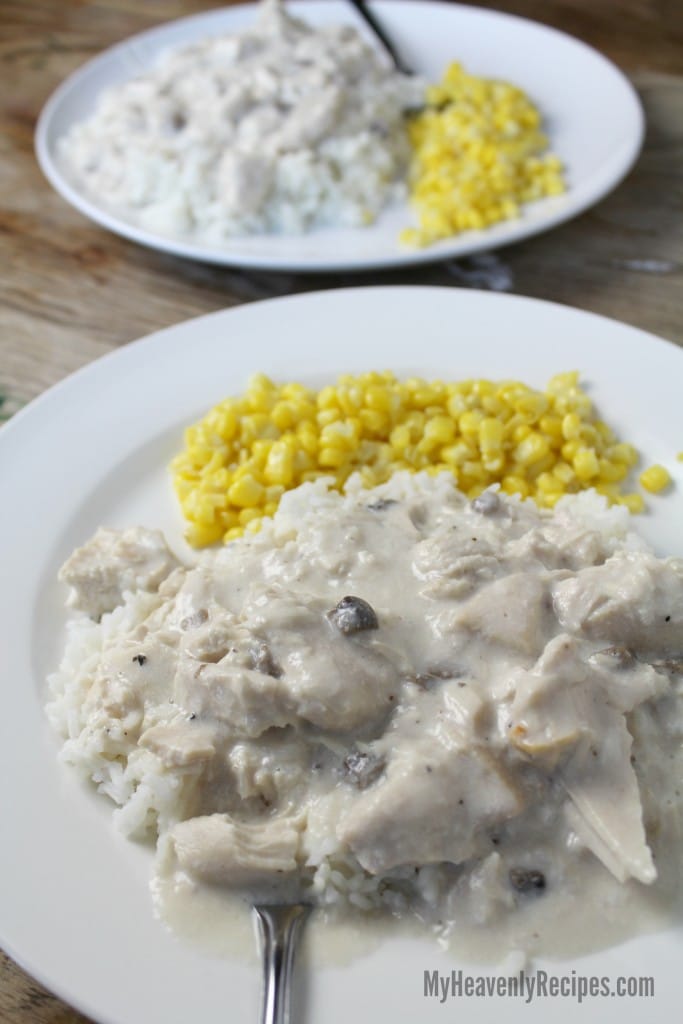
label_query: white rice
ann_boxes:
[57,0,424,241]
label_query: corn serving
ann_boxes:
[402,63,565,247]
[172,371,648,547]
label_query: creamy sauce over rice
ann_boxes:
[57,0,424,239]
[49,474,683,959]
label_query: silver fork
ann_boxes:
[254,903,311,1024]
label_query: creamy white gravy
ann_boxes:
[53,474,683,962]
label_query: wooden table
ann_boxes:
[1,0,681,1020]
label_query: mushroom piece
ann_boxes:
[342,751,385,790]
[327,596,379,635]
[509,867,546,893]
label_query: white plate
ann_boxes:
[1,288,681,1024]
[35,1,644,272]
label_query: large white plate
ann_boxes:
[1,288,681,1024]
[35,1,644,272]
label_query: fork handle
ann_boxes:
[347,0,412,74]
[254,904,311,1024]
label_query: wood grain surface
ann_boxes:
[1,0,682,1021]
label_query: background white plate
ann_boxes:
[1,288,681,1024]
[35,1,644,272]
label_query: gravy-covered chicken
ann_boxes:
[48,473,683,950]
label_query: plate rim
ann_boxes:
[2,285,680,449]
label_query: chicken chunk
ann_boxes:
[240,591,403,733]
[338,683,524,874]
[447,573,553,658]
[562,720,656,885]
[59,526,179,618]
[553,552,683,655]
[169,813,302,886]
[509,634,665,884]
[413,528,500,599]
[175,659,296,738]
[140,721,217,768]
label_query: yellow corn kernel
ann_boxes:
[187,494,217,525]
[461,460,486,481]
[547,370,579,393]
[459,410,484,437]
[595,483,622,502]
[359,465,379,487]
[511,422,532,443]
[610,443,639,466]
[528,452,556,478]
[250,439,273,466]
[561,413,582,441]
[598,459,627,483]
[561,440,580,463]
[515,393,549,421]
[446,393,467,418]
[552,461,575,486]
[263,443,295,487]
[536,490,562,509]
[501,475,530,499]
[402,410,425,437]
[318,447,348,469]
[188,522,225,547]
[213,408,237,441]
[317,408,341,428]
[389,424,411,451]
[515,433,550,466]
[441,441,473,466]
[337,387,363,416]
[573,447,600,481]
[296,423,319,457]
[424,415,457,446]
[271,401,299,431]
[619,493,646,514]
[479,417,504,450]
[241,413,274,441]
[321,421,359,450]
[536,472,563,495]
[364,386,393,412]
[639,464,672,493]
[315,386,338,410]
[247,389,274,414]
[539,415,563,440]
[359,408,388,434]
[594,420,615,444]
[238,507,262,526]
[482,395,508,418]
[227,474,264,508]
[578,424,599,447]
